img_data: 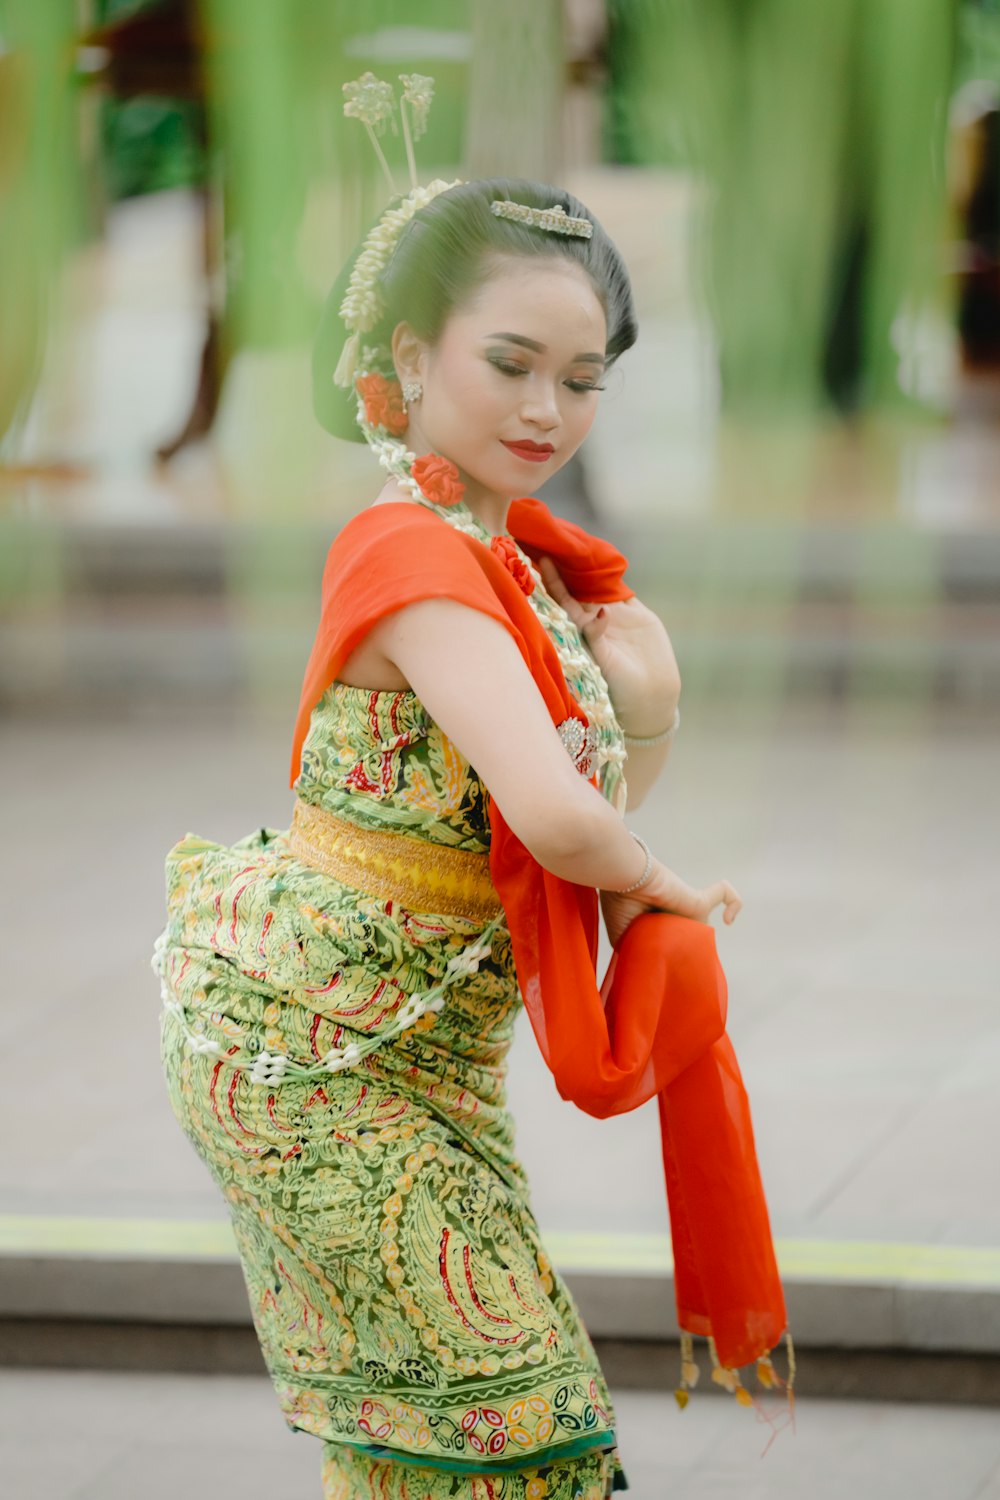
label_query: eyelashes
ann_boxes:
[487,356,606,393]
[490,357,529,377]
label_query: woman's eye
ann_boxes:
[488,356,605,392]
[489,357,527,376]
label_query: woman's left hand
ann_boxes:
[536,555,680,727]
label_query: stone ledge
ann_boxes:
[3,1253,996,1354]
[2,1222,999,1360]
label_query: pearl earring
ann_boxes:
[402,379,423,405]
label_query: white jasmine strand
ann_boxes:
[160,910,507,1084]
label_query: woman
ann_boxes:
[155,175,786,1500]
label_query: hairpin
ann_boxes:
[489,200,593,239]
[342,70,435,193]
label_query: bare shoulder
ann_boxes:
[335,489,451,690]
[369,477,419,509]
[335,485,413,688]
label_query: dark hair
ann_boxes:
[312,177,638,442]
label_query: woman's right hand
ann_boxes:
[599,856,743,948]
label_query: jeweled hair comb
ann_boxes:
[489,200,593,239]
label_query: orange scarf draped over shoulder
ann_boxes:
[289,497,788,1378]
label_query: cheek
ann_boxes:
[438,362,509,425]
[566,394,600,440]
[434,357,479,411]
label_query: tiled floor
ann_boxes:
[3,1367,1000,1500]
[3,698,998,1256]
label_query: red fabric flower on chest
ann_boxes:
[355,373,408,437]
[491,534,535,595]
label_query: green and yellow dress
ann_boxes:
[154,506,629,1500]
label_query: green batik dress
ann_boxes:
[154,499,629,1500]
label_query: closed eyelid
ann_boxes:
[487,354,528,375]
[487,352,602,381]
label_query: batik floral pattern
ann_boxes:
[157,564,627,1496]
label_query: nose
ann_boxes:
[519,378,560,432]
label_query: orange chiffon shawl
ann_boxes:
[289,497,787,1372]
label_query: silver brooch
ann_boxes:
[557,717,599,777]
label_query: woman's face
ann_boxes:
[394,254,608,509]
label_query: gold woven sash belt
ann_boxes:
[288,796,503,923]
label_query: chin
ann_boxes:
[463,465,519,495]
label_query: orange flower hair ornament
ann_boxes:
[355,373,408,438]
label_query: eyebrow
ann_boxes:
[483,332,606,365]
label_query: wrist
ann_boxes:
[612,832,655,895]
[619,694,681,742]
[614,679,679,736]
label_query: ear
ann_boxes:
[391,322,427,386]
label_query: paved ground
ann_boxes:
[3,1367,1000,1500]
[2,695,997,1260]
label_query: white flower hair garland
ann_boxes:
[332,175,462,390]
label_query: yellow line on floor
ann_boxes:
[0,1216,237,1259]
[2,1216,999,1287]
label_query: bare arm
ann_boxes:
[374,598,646,890]
[620,697,680,811]
[370,599,741,930]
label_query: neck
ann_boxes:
[401,417,512,537]
[456,473,512,538]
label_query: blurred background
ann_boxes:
[2,2,999,1497]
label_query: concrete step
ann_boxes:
[3,1217,999,1404]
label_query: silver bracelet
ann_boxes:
[615,832,654,895]
[622,705,680,747]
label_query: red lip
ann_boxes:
[502,440,555,463]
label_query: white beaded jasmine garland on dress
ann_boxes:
[153,918,504,1084]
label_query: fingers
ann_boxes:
[604,876,743,941]
[691,880,743,925]
[715,879,742,924]
[538,556,602,632]
[599,890,644,949]
[537,555,569,603]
